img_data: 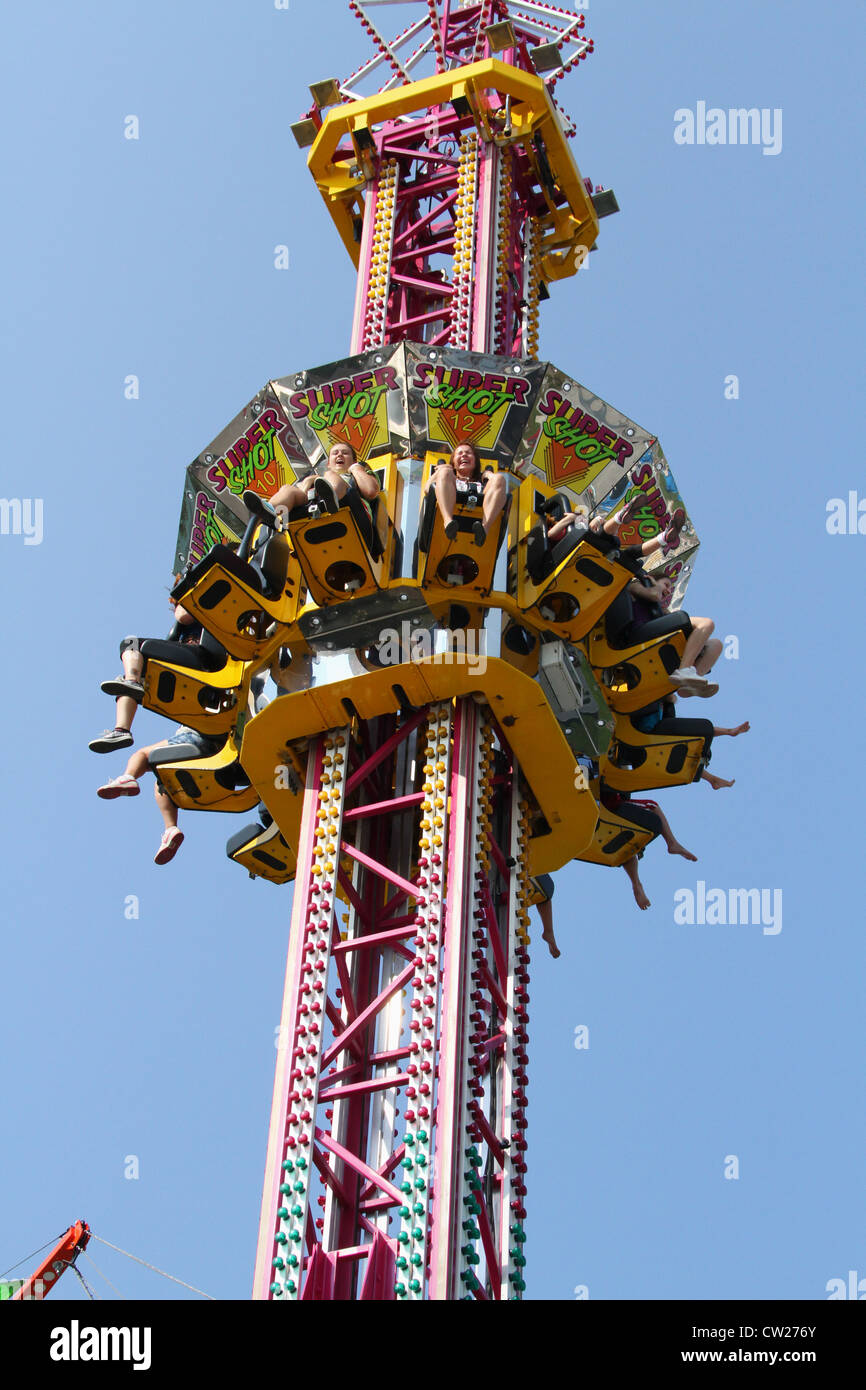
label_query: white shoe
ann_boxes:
[670,666,709,695]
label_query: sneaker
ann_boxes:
[669,667,709,695]
[243,490,277,524]
[664,507,686,549]
[313,478,339,514]
[693,681,719,698]
[90,728,134,754]
[618,492,646,525]
[100,677,144,702]
[154,826,184,865]
[243,488,265,514]
[97,774,140,799]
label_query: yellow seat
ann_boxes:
[509,477,631,642]
[574,786,658,867]
[290,507,382,604]
[173,531,304,662]
[149,734,259,813]
[226,817,296,884]
[288,456,397,606]
[601,714,708,794]
[139,638,247,737]
[583,594,690,714]
[416,453,507,599]
[499,618,541,677]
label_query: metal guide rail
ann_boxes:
[252,699,534,1299]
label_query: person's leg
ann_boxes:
[679,616,715,671]
[115,698,139,735]
[125,742,167,780]
[695,637,722,675]
[94,642,146,747]
[113,646,144,731]
[153,781,184,863]
[618,797,694,858]
[702,770,735,790]
[96,741,169,798]
[535,898,560,958]
[433,466,457,533]
[269,480,315,514]
[653,715,714,751]
[644,803,697,860]
[154,779,179,831]
[622,855,651,910]
[122,646,144,682]
[480,472,507,535]
[321,468,349,501]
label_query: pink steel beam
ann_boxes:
[340,0,599,352]
[253,732,351,1300]
[429,699,477,1296]
[315,1128,406,1208]
[349,60,556,353]
[322,962,416,1069]
[332,924,418,956]
[255,0,599,1299]
[256,695,531,1299]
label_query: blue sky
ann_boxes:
[1,0,863,1301]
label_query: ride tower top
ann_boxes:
[291,1,617,357]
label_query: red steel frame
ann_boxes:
[350,102,546,356]
[254,0,594,1300]
[253,704,532,1300]
[347,1,592,355]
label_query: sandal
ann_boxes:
[97,774,140,799]
[154,827,185,865]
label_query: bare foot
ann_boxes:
[706,773,734,790]
[731,721,750,736]
[542,924,561,959]
[668,842,698,861]
[632,882,651,910]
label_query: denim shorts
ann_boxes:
[167,726,219,756]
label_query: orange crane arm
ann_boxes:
[9,1221,90,1300]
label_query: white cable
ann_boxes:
[90,1233,214,1300]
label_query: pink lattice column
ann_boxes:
[253,731,351,1300]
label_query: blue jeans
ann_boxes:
[167,726,219,756]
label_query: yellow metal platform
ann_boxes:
[240,655,598,879]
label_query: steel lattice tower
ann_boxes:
[245,1,606,1301]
